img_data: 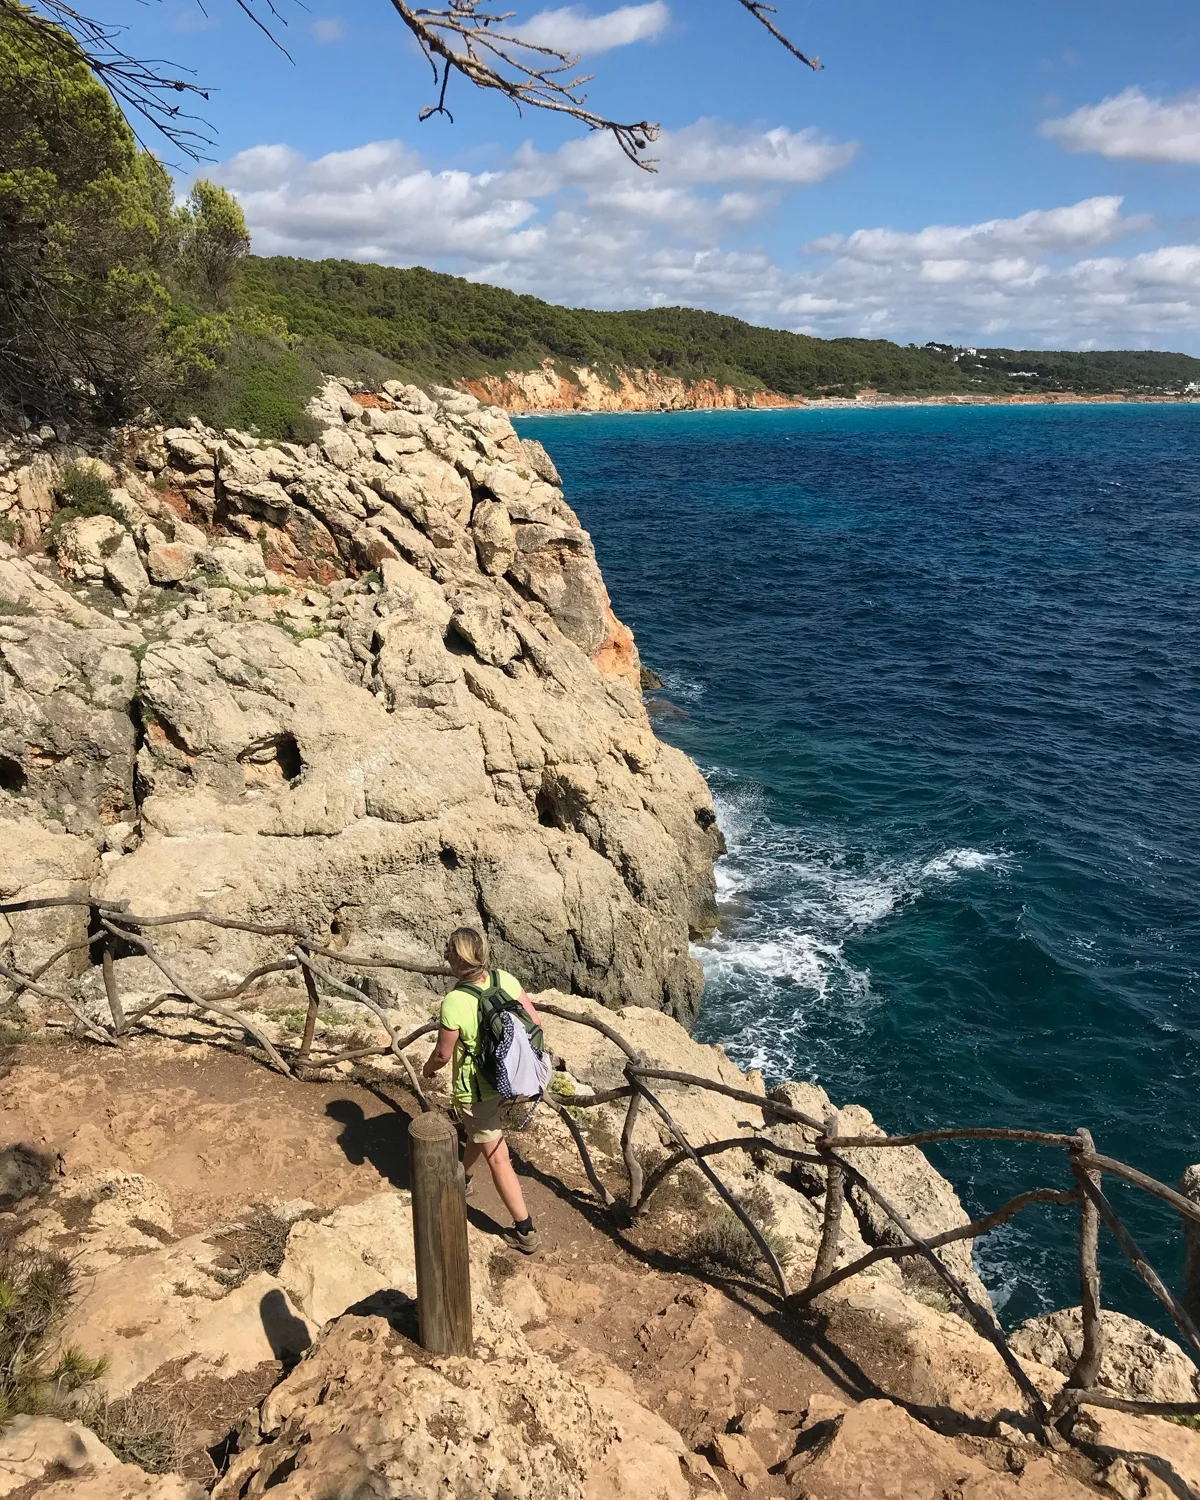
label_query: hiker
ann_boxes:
[422,927,545,1253]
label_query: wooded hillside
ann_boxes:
[241,256,1200,401]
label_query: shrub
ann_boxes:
[54,462,113,514]
[0,1234,106,1424]
[685,1185,794,1282]
[165,333,323,443]
[45,463,126,552]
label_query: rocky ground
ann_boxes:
[2,998,1200,1499]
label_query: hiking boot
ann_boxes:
[500,1225,541,1255]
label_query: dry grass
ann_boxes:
[905,1284,953,1314]
[0,1232,106,1425]
[85,1390,186,1473]
[0,1144,54,1213]
[635,1148,710,1215]
[574,1107,619,1160]
[208,1205,294,1288]
[489,1250,518,1285]
[685,1183,794,1283]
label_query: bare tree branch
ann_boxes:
[733,0,821,71]
[4,0,216,159]
[385,0,658,165]
[9,0,822,169]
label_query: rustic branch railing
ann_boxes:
[4,895,1200,1444]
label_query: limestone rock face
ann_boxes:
[0,815,99,971]
[52,513,126,583]
[786,1397,1097,1500]
[1010,1306,1200,1404]
[213,1306,692,1500]
[62,1228,315,1397]
[818,1274,1058,1421]
[0,381,721,1019]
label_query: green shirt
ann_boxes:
[440,969,523,1104]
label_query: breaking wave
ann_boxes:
[693,773,1011,1080]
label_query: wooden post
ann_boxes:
[1059,1129,1103,1423]
[811,1112,844,1289]
[409,1112,473,1356]
[621,1059,646,1209]
[100,937,125,1035]
[297,949,320,1061]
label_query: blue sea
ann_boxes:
[521,402,1200,1331]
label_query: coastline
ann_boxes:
[508,391,1200,418]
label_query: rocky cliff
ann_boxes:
[0,382,721,1018]
[461,359,803,414]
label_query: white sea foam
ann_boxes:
[921,848,1011,879]
[659,670,707,705]
[693,777,1011,1079]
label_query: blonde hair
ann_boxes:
[446,926,488,973]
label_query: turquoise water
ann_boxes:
[521,403,1200,1329]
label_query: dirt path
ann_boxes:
[1,1036,864,1495]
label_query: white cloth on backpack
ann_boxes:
[494,1010,552,1101]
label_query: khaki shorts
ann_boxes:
[456,1096,504,1144]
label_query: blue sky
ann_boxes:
[104,0,1200,349]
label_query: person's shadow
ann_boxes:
[258,1288,311,1366]
[325,1099,411,1190]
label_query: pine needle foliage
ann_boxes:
[0,1233,106,1425]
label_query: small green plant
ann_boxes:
[45,464,126,552]
[685,1186,794,1283]
[0,1235,107,1424]
[1166,1413,1200,1431]
[55,463,114,513]
[0,515,17,544]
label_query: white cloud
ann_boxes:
[219,141,534,261]
[810,196,1145,262]
[507,119,856,202]
[213,132,1200,349]
[1041,88,1200,164]
[311,17,345,43]
[519,1,668,55]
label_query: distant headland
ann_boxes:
[239,257,1200,423]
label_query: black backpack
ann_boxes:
[461,970,545,1100]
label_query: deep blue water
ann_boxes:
[521,403,1200,1330]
